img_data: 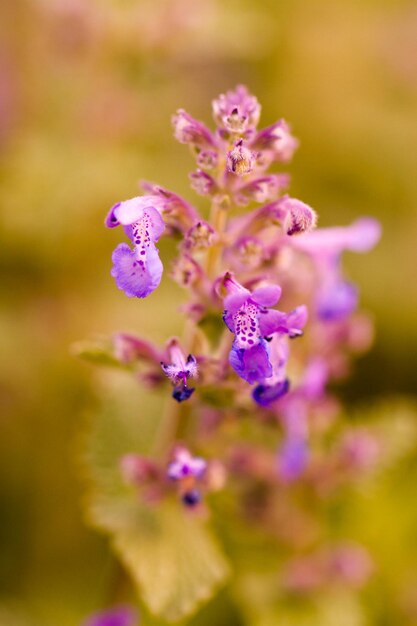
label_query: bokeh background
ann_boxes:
[1,0,416,624]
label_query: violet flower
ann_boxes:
[168,447,207,507]
[172,109,216,149]
[222,273,307,385]
[212,84,261,134]
[167,447,207,480]
[252,119,298,163]
[227,139,256,176]
[291,217,381,321]
[160,338,198,402]
[277,437,309,483]
[105,196,165,298]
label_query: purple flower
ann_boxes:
[277,196,318,235]
[316,279,358,321]
[222,273,307,385]
[189,169,217,196]
[227,140,256,176]
[82,605,137,626]
[234,174,290,207]
[291,218,381,321]
[278,437,308,482]
[252,334,290,407]
[160,338,197,402]
[291,217,381,258]
[140,180,199,232]
[105,196,166,298]
[252,119,298,162]
[212,85,261,134]
[167,447,207,480]
[172,109,216,149]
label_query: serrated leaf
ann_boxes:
[113,503,230,622]
[82,375,230,622]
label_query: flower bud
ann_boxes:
[172,109,215,149]
[196,149,218,170]
[227,140,256,176]
[189,170,217,196]
[184,221,216,251]
[279,197,317,235]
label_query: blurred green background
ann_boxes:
[1,0,416,624]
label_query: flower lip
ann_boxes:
[252,378,290,407]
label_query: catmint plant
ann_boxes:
[83,86,381,623]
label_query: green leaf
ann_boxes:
[82,373,230,622]
[72,338,128,369]
[113,503,230,622]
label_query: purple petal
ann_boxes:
[258,305,307,337]
[105,203,121,228]
[347,218,382,252]
[252,379,290,407]
[82,605,137,626]
[111,242,163,298]
[223,292,250,321]
[278,438,308,482]
[229,340,272,384]
[114,196,165,226]
[251,284,282,307]
[292,217,381,257]
[317,281,358,321]
[285,305,309,336]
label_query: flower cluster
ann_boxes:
[105,85,380,505]
[98,87,381,615]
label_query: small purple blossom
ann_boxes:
[172,108,216,149]
[317,279,358,321]
[252,334,290,407]
[227,140,256,177]
[105,196,165,298]
[278,437,309,482]
[161,338,197,402]
[212,85,261,134]
[234,174,290,206]
[222,273,307,385]
[189,169,217,196]
[168,447,207,480]
[278,196,318,235]
[82,605,137,626]
[252,119,298,162]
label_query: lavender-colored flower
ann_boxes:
[227,140,256,176]
[276,196,318,236]
[183,221,216,251]
[234,174,290,207]
[189,169,217,196]
[105,196,165,298]
[196,149,218,170]
[277,437,309,482]
[167,447,207,480]
[252,334,290,407]
[222,273,307,385]
[140,181,199,232]
[161,338,197,402]
[316,279,358,321]
[291,217,381,258]
[172,109,216,149]
[82,605,137,626]
[252,119,298,162]
[212,85,261,134]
